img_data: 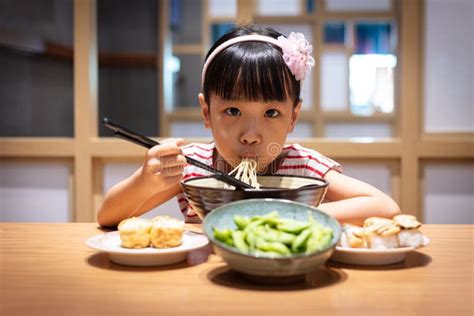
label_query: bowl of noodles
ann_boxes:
[181,174,329,220]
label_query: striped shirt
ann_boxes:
[178,142,342,223]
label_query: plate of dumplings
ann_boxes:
[86,216,209,266]
[330,215,430,265]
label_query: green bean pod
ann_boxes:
[255,239,292,256]
[233,215,251,229]
[291,227,312,252]
[277,219,311,234]
[231,230,249,253]
[213,227,231,243]
[257,224,296,245]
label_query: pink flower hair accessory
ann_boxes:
[277,32,315,81]
[201,32,315,85]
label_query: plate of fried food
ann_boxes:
[330,215,430,265]
[86,216,209,266]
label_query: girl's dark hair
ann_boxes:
[202,25,301,107]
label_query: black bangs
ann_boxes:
[203,41,301,107]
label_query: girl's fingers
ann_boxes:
[148,157,161,174]
[146,138,186,175]
[160,165,185,177]
[148,138,185,158]
[160,138,185,146]
[148,157,185,175]
[159,154,187,168]
[159,173,185,187]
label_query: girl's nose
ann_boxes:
[240,127,262,145]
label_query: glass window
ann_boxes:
[256,0,302,16]
[0,159,71,222]
[306,0,316,14]
[287,122,313,139]
[98,67,158,135]
[423,163,474,224]
[348,22,396,115]
[423,0,474,133]
[209,0,236,18]
[340,161,392,196]
[171,54,202,109]
[0,0,74,137]
[104,161,182,219]
[349,54,396,114]
[324,22,346,44]
[325,0,392,12]
[170,0,203,45]
[97,0,159,137]
[211,22,235,44]
[325,122,392,139]
[169,121,211,138]
[355,22,393,55]
[320,52,349,111]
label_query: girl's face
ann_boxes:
[199,93,301,173]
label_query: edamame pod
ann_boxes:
[231,230,249,253]
[233,215,250,229]
[244,227,258,250]
[255,239,292,256]
[213,227,232,243]
[291,227,312,252]
[305,227,323,254]
[259,224,295,245]
[277,219,311,234]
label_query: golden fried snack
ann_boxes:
[393,214,422,229]
[150,216,185,248]
[340,224,367,248]
[339,215,429,250]
[363,217,400,249]
[364,217,400,236]
[118,217,152,249]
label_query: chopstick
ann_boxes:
[103,118,253,190]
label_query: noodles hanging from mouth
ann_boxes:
[226,158,261,189]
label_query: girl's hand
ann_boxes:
[141,138,187,193]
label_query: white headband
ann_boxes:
[201,32,315,85]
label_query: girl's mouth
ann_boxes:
[240,152,258,159]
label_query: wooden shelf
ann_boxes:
[1,41,158,67]
[0,138,74,157]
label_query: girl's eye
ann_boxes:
[264,109,280,118]
[225,107,241,116]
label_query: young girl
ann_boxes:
[97,25,400,227]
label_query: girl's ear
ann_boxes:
[289,100,302,132]
[199,93,211,128]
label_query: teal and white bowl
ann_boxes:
[203,198,341,279]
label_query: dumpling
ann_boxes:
[118,217,152,249]
[149,216,185,248]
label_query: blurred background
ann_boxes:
[0,0,472,224]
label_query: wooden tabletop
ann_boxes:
[0,223,472,315]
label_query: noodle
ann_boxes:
[226,158,261,189]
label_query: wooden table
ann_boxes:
[0,224,472,315]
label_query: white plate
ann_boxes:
[86,231,209,266]
[330,246,416,265]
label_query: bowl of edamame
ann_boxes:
[202,198,341,280]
